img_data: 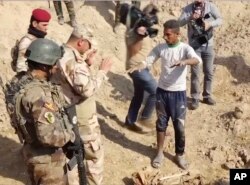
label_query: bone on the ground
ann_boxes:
[159,171,189,181]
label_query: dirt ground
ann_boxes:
[0,1,249,185]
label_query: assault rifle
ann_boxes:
[65,104,87,185]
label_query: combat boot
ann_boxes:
[58,16,64,25]
[69,15,77,28]
[113,23,122,33]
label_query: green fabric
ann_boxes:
[167,41,181,48]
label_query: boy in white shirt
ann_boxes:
[131,19,202,169]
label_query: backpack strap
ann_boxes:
[14,78,42,144]
[24,33,36,41]
[17,34,33,47]
[15,88,32,143]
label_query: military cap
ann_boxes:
[71,26,97,49]
[32,8,51,22]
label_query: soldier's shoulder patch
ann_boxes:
[44,111,55,124]
[44,102,57,111]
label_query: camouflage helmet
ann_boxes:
[25,38,64,66]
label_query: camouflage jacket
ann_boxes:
[17,78,74,148]
[52,44,107,104]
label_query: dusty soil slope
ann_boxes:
[0,1,249,185]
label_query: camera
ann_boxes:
[191,14,211,36]
[191,18,204,36]
[119,3,159,38]
[191,2,208,35]
[190,3,213,49]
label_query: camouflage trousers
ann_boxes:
[68,99,104,185]
[53,0,75,18]
[115,1,141,24]
[22,144,68,185]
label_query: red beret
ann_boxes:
[32,8,51,22]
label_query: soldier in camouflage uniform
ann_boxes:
[13,8,51,75]
[15,38,76,185]
[53,0,77,28]
[52,27,112,185]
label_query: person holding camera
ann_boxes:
[122,4,159,133]
[179,0,222,110]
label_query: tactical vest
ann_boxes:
[14,79,71,145]
[10,34,35,72]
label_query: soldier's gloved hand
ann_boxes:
[62,141,74,159]
[73,138,82,147]
[64,139,82,152]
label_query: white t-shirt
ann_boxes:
[145,42,202,91]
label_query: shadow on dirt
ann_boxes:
[98,116,155,158]
[107,72,133,102]
[163,152,178,167]
[0,135,29,184]
[97,101,178,166]
[215,55,250,84]
[97,101,124,126]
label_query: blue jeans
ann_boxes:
[156,88,186,155]
[191,45,215,99]
[126,68,157,125]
